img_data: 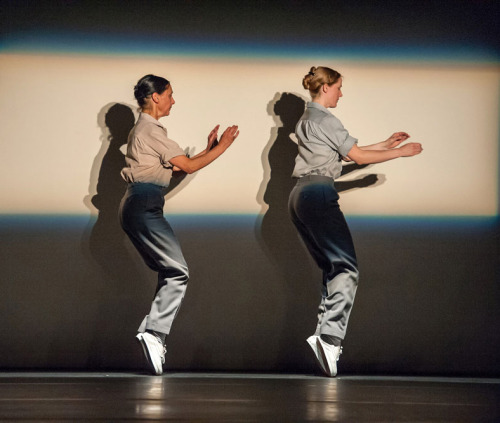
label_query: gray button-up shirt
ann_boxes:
[121,113,185,187]
[292,102,357,179]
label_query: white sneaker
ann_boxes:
[306,335,327,375]
[316,337,342,377]
[136,332,166,375]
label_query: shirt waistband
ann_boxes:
[294,174,334,184]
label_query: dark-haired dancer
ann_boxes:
[289,66,422,377]
[120,74,239,375]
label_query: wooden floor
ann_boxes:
[0,372,498,422]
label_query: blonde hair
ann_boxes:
[302,66,342,98]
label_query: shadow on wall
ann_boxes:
[256,92,382,370]
[81,103,149,368]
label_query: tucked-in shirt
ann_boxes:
[292,102,358,179]
[121,113,185,187]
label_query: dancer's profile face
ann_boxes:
[324,79,343,108]
[156,85,175,117]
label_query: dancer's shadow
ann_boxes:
[256,92,382,371]
[336,162,385,192]
[84,103,139,283]
[81,103,146,368]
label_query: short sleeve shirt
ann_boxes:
[121,113,185,187]
[292,102,357,179]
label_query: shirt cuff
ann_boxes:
[338,136,358,157]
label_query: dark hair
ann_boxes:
[134,74,170,107]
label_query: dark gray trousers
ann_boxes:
[289,175,359,340]
[120,183,189,335]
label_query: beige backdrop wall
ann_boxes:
[1,53,498,216]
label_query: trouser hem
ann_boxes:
[319,329,345,340]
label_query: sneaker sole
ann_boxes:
[306,336,328,376]
[316,338,338,377]
[136,333,162,375]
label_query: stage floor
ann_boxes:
[0,372,498,422]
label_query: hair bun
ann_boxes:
[302,66,342,96]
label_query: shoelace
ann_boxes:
[337,346,343,361]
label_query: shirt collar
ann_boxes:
[306,101,329,114]
[139,112,164,128]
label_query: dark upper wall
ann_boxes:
[2,1,499,59]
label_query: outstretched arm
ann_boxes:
[169,125,239,174]
[347,140,422,165]
[359,132,410,151]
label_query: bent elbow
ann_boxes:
[176,162,196,174]
[350,157,366,165]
